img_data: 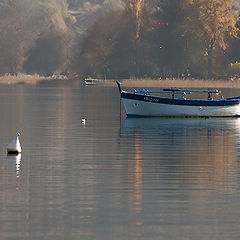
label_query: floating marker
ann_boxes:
[7,133,22,155]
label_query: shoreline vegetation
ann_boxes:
[112,78,240,89]
[0,74,51,84]
[1,74,240,89]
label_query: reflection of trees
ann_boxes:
[118,118,240,238]
[122,118,238,193]
[182,128,236,192]
[127,138,143,226]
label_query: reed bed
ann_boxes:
[102,78,240,89]
[1,74,240,89]
[0,74,51,84]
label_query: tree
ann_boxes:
[24,28,74,76]
[228,15,240,64]
[0,0,74,75]
[138,0,188,77]
[0,0,35,74]
[72,0,240,79]
[0,17,31,74]
[126,0,145,38]
[74,10,135,78]
[180,0,239,78]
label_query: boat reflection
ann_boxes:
[121,117,240,195]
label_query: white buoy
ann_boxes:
[7,133,22,155]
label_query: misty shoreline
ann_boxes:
[1,75,240,89]
[0,74,52,85]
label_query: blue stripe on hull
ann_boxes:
[121,92,240,107]
[126,114,240,118]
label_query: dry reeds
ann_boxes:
[102,78,240,89]
[0,74,51,84]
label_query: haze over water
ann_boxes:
[0,82,240,239]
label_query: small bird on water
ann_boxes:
[7,133,22,155]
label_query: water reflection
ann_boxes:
[119,117,240,238]
[128,137,143,226]
[122,118,239,192]
[1,84,240,239]
[7,154,22,177]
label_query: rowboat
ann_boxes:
[83,78,98,85]
[116,81,240,117]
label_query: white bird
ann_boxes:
[7,133,22,155]
[81,118,86,125]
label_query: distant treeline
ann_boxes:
[0,0,240,79]
[0,0,75,77]
[77,0,240,79]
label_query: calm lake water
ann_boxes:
[0,81,240,240]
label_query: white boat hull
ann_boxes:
[122,98,240,117]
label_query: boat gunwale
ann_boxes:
[121,91,240,107]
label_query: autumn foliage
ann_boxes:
[0,0,239,79]
[77,0,240,79]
